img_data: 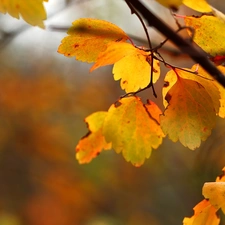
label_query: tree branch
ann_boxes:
[126,0,225,87]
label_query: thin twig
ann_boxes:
[126,0,225,87]
[124,0,157,97]
[124,0,152,50]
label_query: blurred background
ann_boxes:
[0,0,225,224]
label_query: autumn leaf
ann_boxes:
[58,18,129,63]
[212,66,225,118]
[161,72,217,150]
[0,0,48,28]
[162,66,220,113]
[216,166,225,182]
[183,0,212,12]
[91,42,160,93]
[203,182,225,213]
[183,199,220,225]
[184,15,225,57]
[76,111,111,164]
[155,0,183,10]
[187,65,225,118]
[103,96,164,167]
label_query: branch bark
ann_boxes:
[127,0,225,87]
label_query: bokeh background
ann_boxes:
[0,0,225,224]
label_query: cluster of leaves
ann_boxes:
[2,0,224,166]
[1,0,225,225]
[57,4,225,167]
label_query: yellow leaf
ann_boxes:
[183,65,225,118]
[183,0,212,12]
[184,15,225,56]
[155,0,183,10]
[183,199,220,225]
[212,66,225,118]
[203,182,225,213]
[58,18,129,63]
[161,75,217,149]
[163,66,220,114]
[91,42,160,93]
[76,111,111,164]
[103,96,164,166]
[0,0,48,28]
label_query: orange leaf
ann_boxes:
[183,199,220,225]
[216,166,225,182]
[91,42,160,93]
[58,18,129,63]
[76,111,111,164]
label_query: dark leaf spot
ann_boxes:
[170,5,179,11]
[114,101,122,108]
[164,81,169,87]
[165,93,172,103]
[152,67,158,73]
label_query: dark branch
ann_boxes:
[126,0,225,87]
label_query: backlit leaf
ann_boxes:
[58,18,129,63]
[0,0,48,28]
[103,96,164,166]
[76,111,111,164]
[212,66,225,118]
[91,42,160,93]
[184,15,225,56]
[186,65,225,118]
[183,199,220,225]
[163,66,220,113]
[161,74,216,149]
[203,182,225,213]
[183,0,212,12]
